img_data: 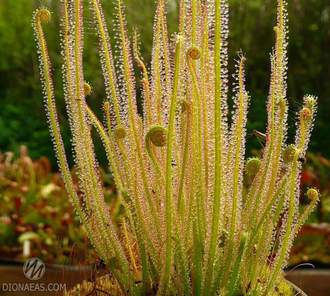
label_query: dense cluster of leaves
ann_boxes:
[31,0,322,294]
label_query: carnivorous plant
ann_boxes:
[33,0,319,294]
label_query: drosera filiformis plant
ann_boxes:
[33,0,319,295]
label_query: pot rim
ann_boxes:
[286,280,308,296]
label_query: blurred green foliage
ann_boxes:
[0,0,329,168]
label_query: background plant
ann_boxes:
[33,0,319,295]
[0,145,113,264]
[288,151,330,266]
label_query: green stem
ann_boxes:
[204,0,224,293]
[91,0,122,126]
[163,35,182,293]
[221,57,248,285]
[177,110,189,222]
[187,47,206,242]
[86,105,123,188]
[227,232,248,296]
